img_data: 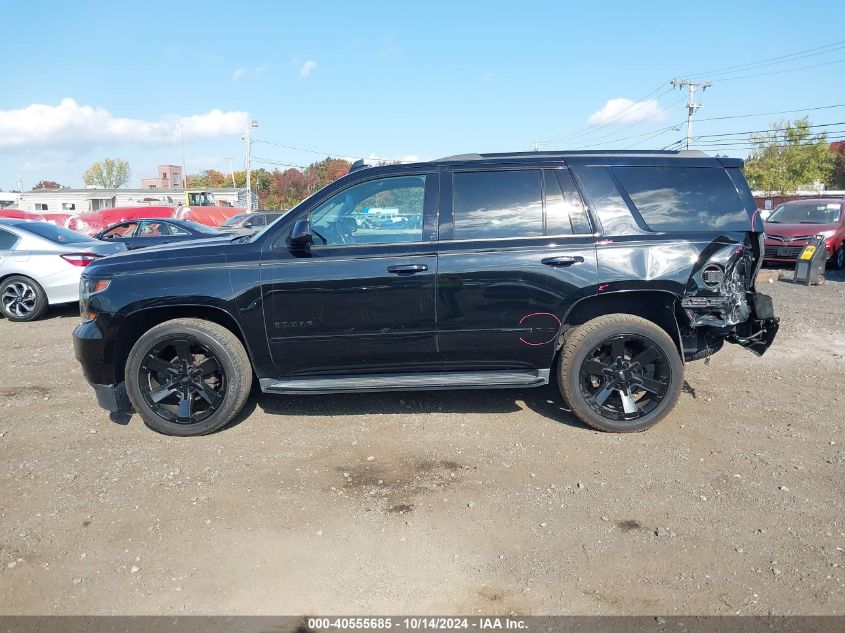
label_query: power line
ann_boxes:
[625,122,688,149]
[714,57,845,83]
[697,103,845,122]
[252,139,412,164]
[685,38,845,80]
[569,120,686,150]
[252,156,308,169]
[691,120,845,139]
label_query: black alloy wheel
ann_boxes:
[137,336,226,425]
[125,318,252,436]
[578,334,670,421]
[558,314,683,432]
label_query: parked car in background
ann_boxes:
[220,211,288,234]
[94,218,232,250]
[0,220,125,321]
[74,150,778,436]
[64,206,177,236]
[763,198,845,269]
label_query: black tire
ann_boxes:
[0,275,48,322]
[125,318,252,436]
[828,246,845,270]
[557,314,683,432]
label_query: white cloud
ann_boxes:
[0,99,249,150]
[587,98,667,125]
[234,64,271,80]
[299,60,317,78]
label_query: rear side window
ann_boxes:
[23,222,93,244]
[545,170,593,235]
[0,228,19,249]
[613,166,749,231]
[452,170,543,239]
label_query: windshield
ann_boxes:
[767,202,841,224]
[24,222,94,244]
[240,209,293,242]
[180,221,222,234]
[221,214,248,227]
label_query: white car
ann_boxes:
[0,220,126,321]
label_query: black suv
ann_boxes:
[73,150,779,436]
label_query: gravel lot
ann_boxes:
[0,269,843,615]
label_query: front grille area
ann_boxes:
[764,245,804,258]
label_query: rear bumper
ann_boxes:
[728,292,779,356]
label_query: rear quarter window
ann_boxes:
[613,166,750,231]
[0,228,19,250]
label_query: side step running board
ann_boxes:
[260,370,550,395]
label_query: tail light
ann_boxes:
[61,253,100,267]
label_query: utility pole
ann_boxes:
[244,120,258,212]
[180,122,187,188]
[671,79,712,150]
[225,157,236,187]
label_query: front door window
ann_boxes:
[309,175,426,246]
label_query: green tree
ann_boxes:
[83,158,131,188]
[743,117,833,194]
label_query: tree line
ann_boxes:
[186,157,352,210]
[20,119,845,201]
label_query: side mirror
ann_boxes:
[288,218,313,249]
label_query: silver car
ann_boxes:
[0,220,126,321]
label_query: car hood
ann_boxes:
[82,235,238,278]
[763,222,839,238]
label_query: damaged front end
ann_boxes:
[680,234,779,357]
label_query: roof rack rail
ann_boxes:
[433,149,709,162]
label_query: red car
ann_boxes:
[763,198,845,269]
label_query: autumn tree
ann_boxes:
[32,180,63,190]
[743,117,834,194]
[186,169,231,189]
[185,157,352,210]
[83,158,131,188]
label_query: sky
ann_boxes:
[1,0,844,191]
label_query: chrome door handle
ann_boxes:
[542,255,584,266]
[387,264,429,274]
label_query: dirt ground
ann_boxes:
[0,267,843,616]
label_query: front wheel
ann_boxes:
[558,314,683,432]
[125,318,252,436]
[828,246,845,270]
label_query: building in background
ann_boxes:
[15,188,242,213]
[140,164,184,190]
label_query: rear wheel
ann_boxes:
[0,275,48,322]
[558,314,683,432]
[125,318,252,436]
